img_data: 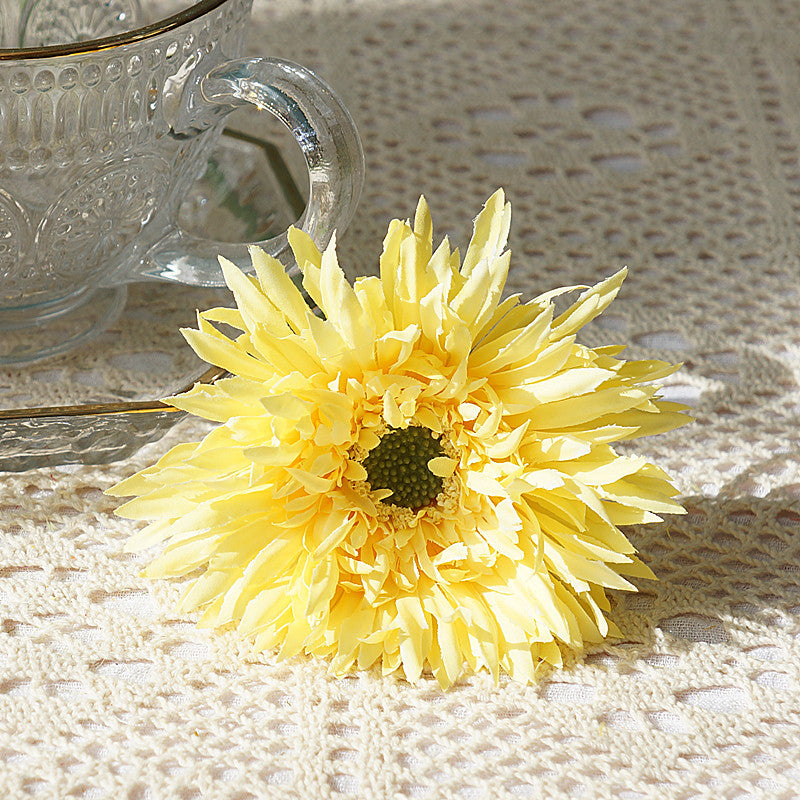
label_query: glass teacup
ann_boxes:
[0,0,364,363]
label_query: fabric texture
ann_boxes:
[2,0,800,797]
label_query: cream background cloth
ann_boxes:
[2,0,800,797]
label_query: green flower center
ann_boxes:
[363,426,446,510]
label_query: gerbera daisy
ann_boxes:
[110,191,688,688]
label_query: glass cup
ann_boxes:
[0,0,364,363]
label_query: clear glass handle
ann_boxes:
[138,57,364,285]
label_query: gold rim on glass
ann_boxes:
[0,365,228,420]
[0,0,228,60]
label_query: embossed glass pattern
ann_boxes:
[0,410,182,471]
[0,0,364,363]
[0,126,304,472]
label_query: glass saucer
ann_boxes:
[0,128,305,472]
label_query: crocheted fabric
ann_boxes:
[2,0,800,797]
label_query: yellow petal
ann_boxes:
[287,226,322,273]
[306,557,339,617]
[218,255,284,333]
[550,268,627,338]
[461,189,511,277]
[379,218,406,320]
[180,327,274,382]
[428,456,457,478]
[318,235,370,345]
[249,245,311,332]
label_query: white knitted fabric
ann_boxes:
[2,0,800,797]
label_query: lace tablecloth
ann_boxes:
[2,0,800,797]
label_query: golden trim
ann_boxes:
[0,0,227,61]
[0,365,228,421]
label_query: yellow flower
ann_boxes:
[110,191,688,688]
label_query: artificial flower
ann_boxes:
[110,191,688,687]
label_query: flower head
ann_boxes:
[110,191,688,687]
